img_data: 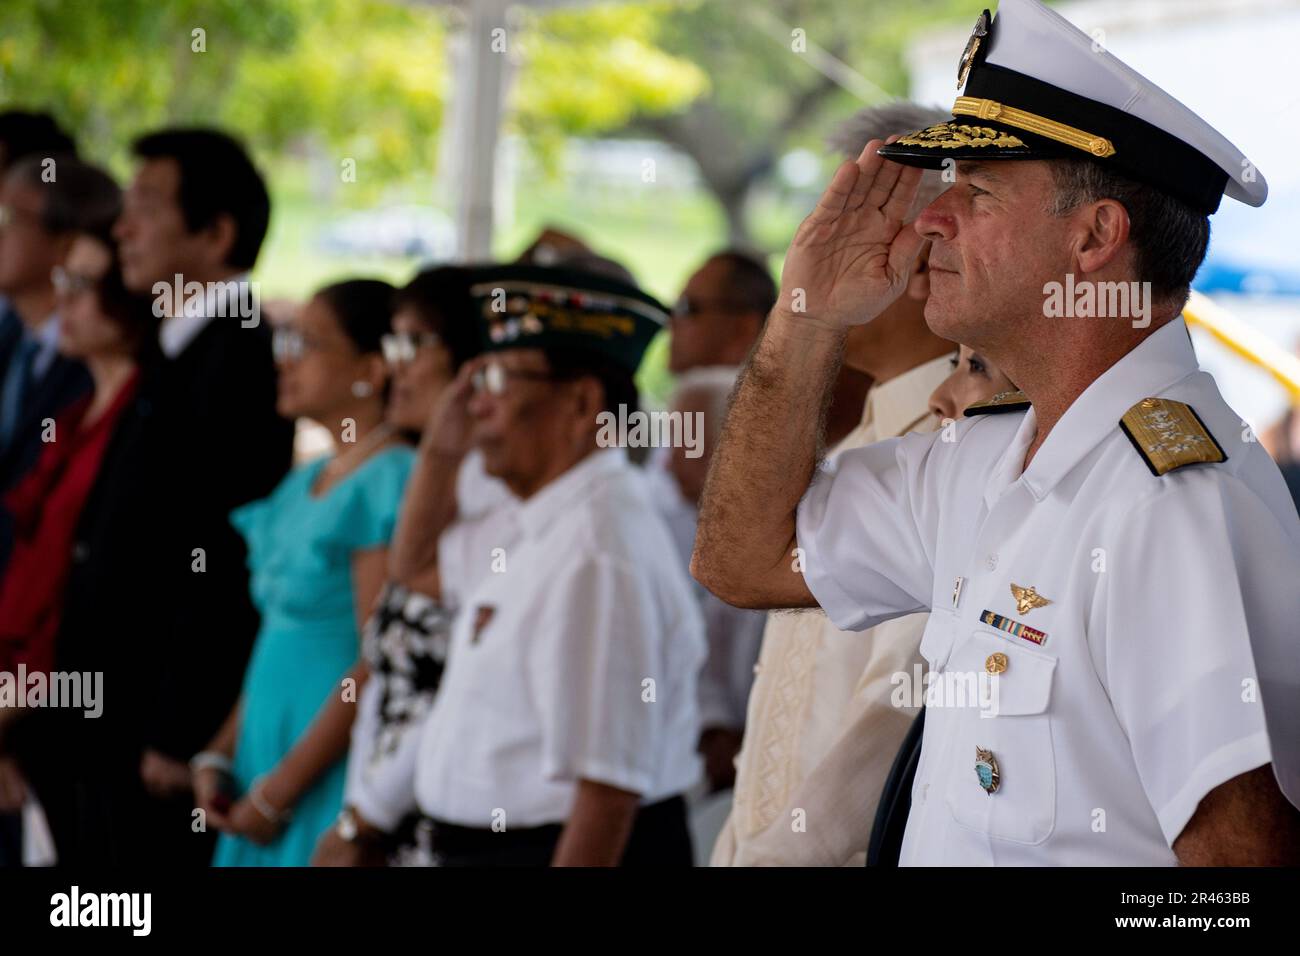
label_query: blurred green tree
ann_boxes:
[0,0,704,198]
[629,0,977,246]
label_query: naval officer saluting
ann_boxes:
[694,0,1300,865]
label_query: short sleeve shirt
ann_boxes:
[415,448,706,827]
[797,318,1300,865]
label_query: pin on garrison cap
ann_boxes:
[876,0,1266,215]
[468,264,667,375]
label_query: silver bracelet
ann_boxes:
[189,750,233,774]
[249,777,292,824]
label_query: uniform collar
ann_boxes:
[989,316,1200,505]
[516,445,628,540]
[862,353,953,439]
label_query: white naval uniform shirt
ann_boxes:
[797,318,1299,865]
[415,447,706,827]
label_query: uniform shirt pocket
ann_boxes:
[943,630,1058,845]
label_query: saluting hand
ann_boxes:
[776,137,926,330]
[420,359,479,459]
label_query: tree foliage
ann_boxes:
[0,0,704,196]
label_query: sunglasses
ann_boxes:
[671,295,749,320]
[381,331,442,365]
[471,359,554,396]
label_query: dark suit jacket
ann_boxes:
[58,316,295,770]
[0,303,20,380]
[0,322,92,575]
[0,340,93,492]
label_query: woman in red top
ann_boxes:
[0,230,156,695]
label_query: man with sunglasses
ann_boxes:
[668,251,775,376]
[389,264,704,866]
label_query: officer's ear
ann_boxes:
[1074,198,1130,276]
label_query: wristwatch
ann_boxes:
[336,807,381,844]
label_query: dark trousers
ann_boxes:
[0,810,21,866]
[427,794,693,867]
[14,715,215,868]
[866,706,926,867]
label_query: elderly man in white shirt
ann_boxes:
[396,264,705,866]
[695,0,1300,866]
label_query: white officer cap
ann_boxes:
[877,0,1266,214]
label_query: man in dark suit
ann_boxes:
[43,128,293,866]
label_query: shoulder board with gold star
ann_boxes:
[1119,397,1227,476]
[963,389,1030,416]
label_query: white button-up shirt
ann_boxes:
[158,272,253,358]
[797,318,1299,865]
[415,447,706,827]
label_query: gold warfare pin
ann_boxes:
[1010,583,1052,615]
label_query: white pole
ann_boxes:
[451,0,511,260]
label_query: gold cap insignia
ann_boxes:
[957,10,991,91]
[894,123,1026,151]
[1010,583,1052,615]
[1120,397,1226,476]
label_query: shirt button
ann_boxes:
[752,663,762,676]
[920,783,930,803]
[985,553,998,571]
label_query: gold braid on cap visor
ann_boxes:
[951,96,1117,158]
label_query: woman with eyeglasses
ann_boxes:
[312,265,514,865]
[0,223,157,848]
[193,279,414,867]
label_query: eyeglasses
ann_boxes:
[51,265,97,298]
[671,295,749,320]
[0,204,40,232]
[381,331,442,366]
[271,327,334,362]
[471,359,554,396]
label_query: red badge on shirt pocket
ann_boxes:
[471,605,496,644]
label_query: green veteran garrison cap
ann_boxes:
[469,264,668,374]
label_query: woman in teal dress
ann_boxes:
[192,279,414,866]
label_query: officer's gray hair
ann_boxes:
[1046,158,1209,309]
[828,101,952,212]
